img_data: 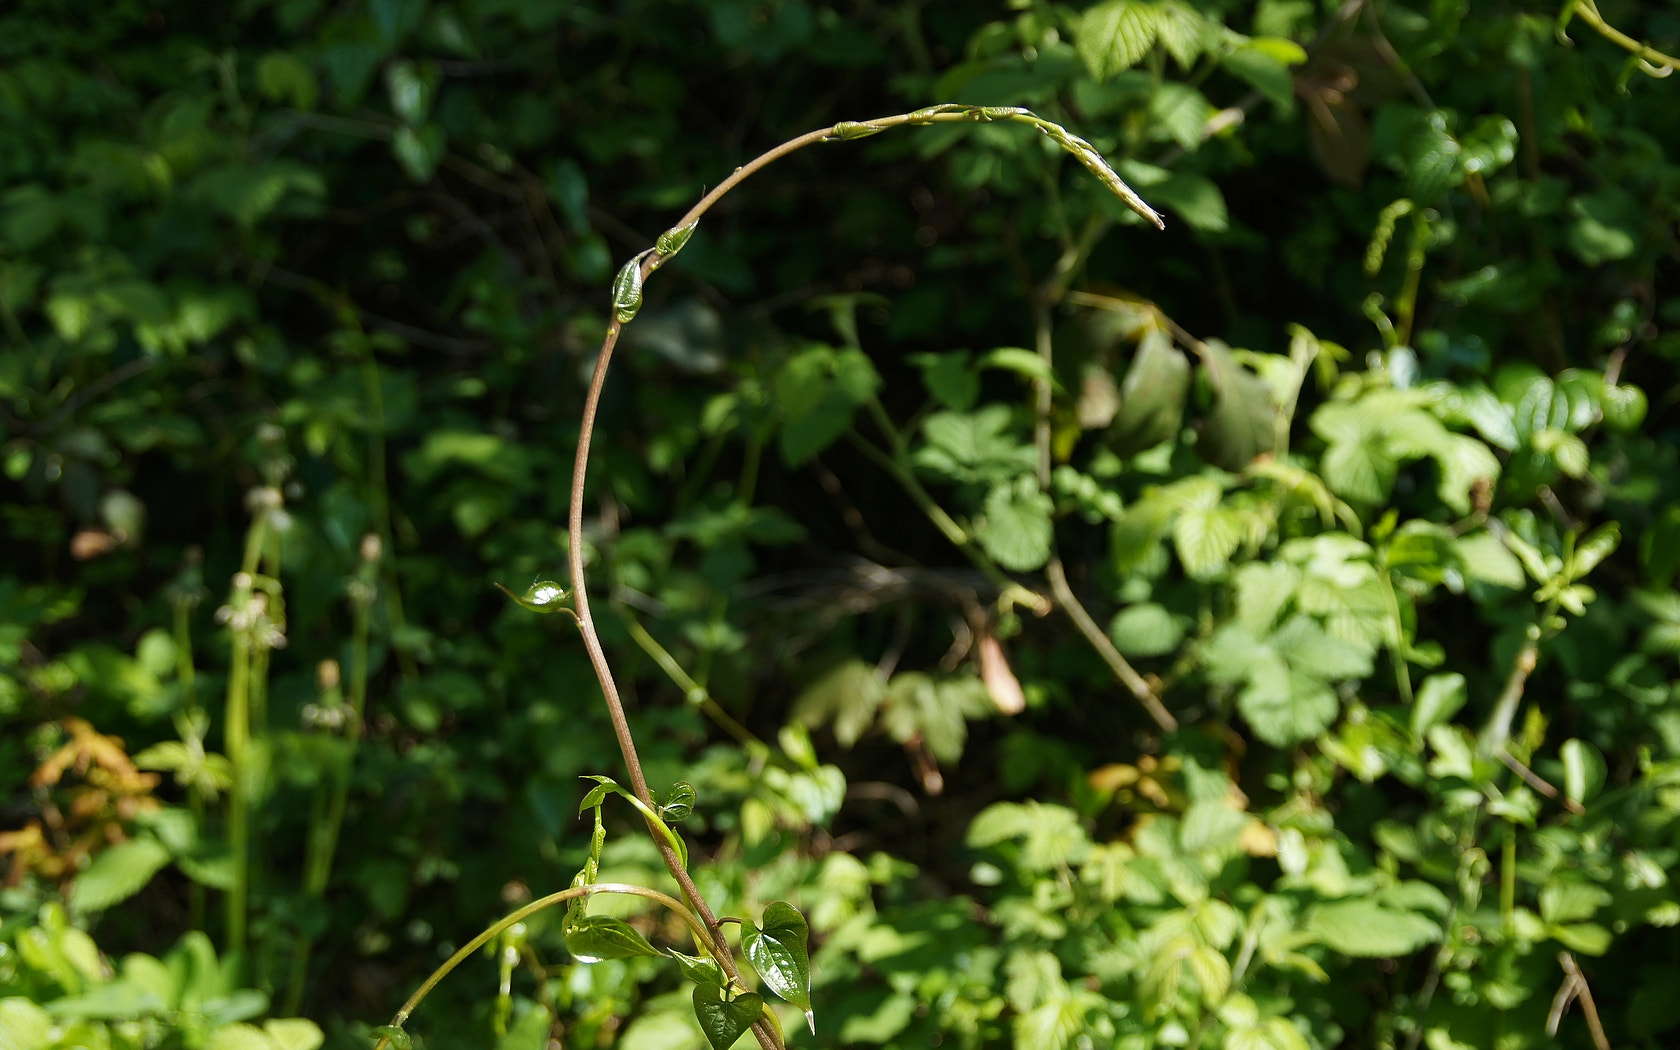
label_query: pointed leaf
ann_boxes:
[1559,738,1606,805]
[1110,329,1189,453]
[1077,0,1160,81]
[1196,339,1276,469]
[669,949,726,988]
[565,916,663,963]
[742,901,812,1027]
[975,478,1054,572]
[660,781,696,823]
[693,986,764,1050]
[70,836,172,912]
[497,579,569,614]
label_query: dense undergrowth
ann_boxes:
[3,1,1679,1049]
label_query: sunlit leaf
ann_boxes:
[742,902,812,1030]
[565,916,663,963]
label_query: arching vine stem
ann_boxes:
[567,104,1163,1050]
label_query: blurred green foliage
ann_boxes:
[3,1,1680,1049]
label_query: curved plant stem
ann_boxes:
[567,321,777,1050]
[1045,558,1178,732]
[373,883,710,1049]
[614,602,762,750]
[1565,0,1680,75]
[567,104,1163,1050]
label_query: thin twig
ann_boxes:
[1479,636,1540,756]
[567,105,1166,1050]
[1566,0,1680,76]
[1045,558,1178,732]
[1496,746,1585,815]
[1550,952,1611,1050]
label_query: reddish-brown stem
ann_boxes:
[567,323,777,1050]
[566,106,1162,1050]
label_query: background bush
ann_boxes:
[3,2,1679,1049]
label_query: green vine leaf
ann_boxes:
[975,477,1054,573]
[612,250,653,324]
[659,781,696,823]
[656,219,698,257]
[692,985,764,1050]
[564,915,663,963]
[495,579,569,614]
[669,948,726,988]
[742,901,813,1032]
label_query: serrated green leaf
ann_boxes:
[70,836,172,912]
[1236,656,1340,747]
[1539,881,1611,925]
[1172,504,1242,579]
[565,916,663,962]
[1077,0,1160,81]
[1154,1,1213,68]
[976,479,1054,572]
[692,986,763,1050]
[774,346,879,466]
[791,659,885,747]
[916,405,1035,485]
[743,902,812,1029]
[1307,897,1440,957]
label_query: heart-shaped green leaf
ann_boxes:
[742,901,813,1031]
[564,916,662,963]
[692,986,763,1050]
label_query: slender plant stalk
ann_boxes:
[223,514,267,959]
[1027,282,1175,732]
[170,590,206,932]
[373,883,711,1048]
[283,540,379,1014]
[615,603,762,750]
[1565,0,1680,74]
[567,104,1162,1050]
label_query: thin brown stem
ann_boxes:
[566,105,1165,1050]
[1045,558,1178,732]
[1496,745,1585,815]
[568,324,778,1050]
